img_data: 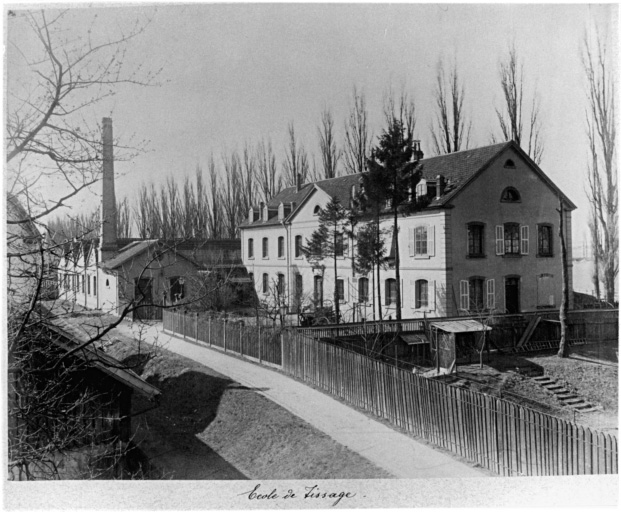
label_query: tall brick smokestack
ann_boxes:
[100,117,117,261]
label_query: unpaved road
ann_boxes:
[113,321,488,479]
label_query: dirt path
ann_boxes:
[113,321,488,479]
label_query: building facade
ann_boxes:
[239,141,575,322]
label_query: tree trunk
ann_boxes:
[393,208,402,325]
[333,228,340,325]
[558,199,570,358]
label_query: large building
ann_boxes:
[239,141,575,322]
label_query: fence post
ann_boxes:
[281,330,285,371]
[182,311,186,339]
[195,312,199,341]
[224,319,227,352]
[240,325,244,357]
[258,324,262,364]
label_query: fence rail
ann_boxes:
[163,310,281,367]
[297,309,619,351]
[162,309,618,477]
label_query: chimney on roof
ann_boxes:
[436,174,445,199]
[413,140,424,162]
[296,172,302,192]
[100,118,117,262]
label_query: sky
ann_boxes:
[4,2,618,247]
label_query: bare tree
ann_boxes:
[343,86,371,175]
[431,59,472,154]
[492,44,544,164]
[116,198,132,238]
[557,197,570,358]
[6,9,163,479]
[282,122,310,187]
[256,138,282,203]
[583,29,618,304]
[383,85,417,137]
[317,107,341,179]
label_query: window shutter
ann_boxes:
[428,225,435,257]
[430,280,436,310]
[459,280,469,311]
[410,280,416,307]
[495,225,505,255]
[486,279,496,310]
[408,228,414,257]
[385,280,390,306]
[521,225,529,254]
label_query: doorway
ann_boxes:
[505,276,520,313]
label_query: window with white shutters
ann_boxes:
[486,279,496,309]
[459,280,469,311]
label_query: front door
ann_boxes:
[505,277,520,314]
[134,278,152,304]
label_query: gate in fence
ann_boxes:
[162,309,618,476]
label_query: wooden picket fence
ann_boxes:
[163,310,281,367]
[162,309,618,476]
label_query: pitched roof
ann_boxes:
[416,142,510,206]
[39,308,160,400]
[242,174,362,228]
[240,141,575,228]
[100,240,160,270]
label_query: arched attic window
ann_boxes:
[278,203,284,221]
[504,159,516,169]
[313,205,321,215]
[500,187,521,203]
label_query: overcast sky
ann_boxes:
[5,3,618,245]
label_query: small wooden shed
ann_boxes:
[429,319,492,373]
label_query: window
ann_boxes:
[87,276,91,295]
[82,276,85,293]
[277,274,285,296]
[295,273,303,296]
[105,278,110,287]
[336,279,345,302]
[358,277,369,303]
[262,273,269,294]
[504,223,520,254]
[537,274,555,307]
[415,180,427,199]
[313,205,321,215]
[415,280,428,309]
[93,276,97,296]
[314,275,323,306]
[335,233,344,257]
[278,236,284,258]
[415,226,427,255]
[385,279,397,306]
[500,187,521,202]
[170,276,185,302]
[538,224,553,257]
[467,223,485,257]
[295,235,302,258]
[294,274,303,311]
[278,203,284,221]
[262,237,269,258]
[504,159,516,169]
[248,238,254,259]
[469,277,485,310]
